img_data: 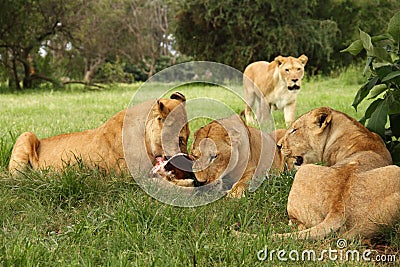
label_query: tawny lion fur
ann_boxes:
[9,92,189,175]
[276,107,400,239]
[244,55,308,126]
[189,115,284,198]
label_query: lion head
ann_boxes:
[145,92,190,160]
[277,107,333,167]
[274,54,308,91]
[190,116,249,186]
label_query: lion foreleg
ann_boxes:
[283,102,296,127]
[244,95,256,125]
[257,97,272,123]
[243,78,258,125]
[227,169,255,198]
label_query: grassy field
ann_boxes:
[1,67,399,266]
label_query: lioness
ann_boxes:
[189,115,284,198]
[243,55,308,126]
[276,107,400,239]
[9,92,189,175]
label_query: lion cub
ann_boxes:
[189,115,284,198]
[276,107,400,239]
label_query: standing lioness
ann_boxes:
[9,92,189,175]
[244,55,308,126]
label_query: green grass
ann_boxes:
[1,71,399,266]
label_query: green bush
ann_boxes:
[342,11,400,165]
[95,58,134,84]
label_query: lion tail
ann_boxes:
[273,213,346,240]
[9,132,40,175]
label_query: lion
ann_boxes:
[243,55,308,126]
[9,92,189,176]
[275,107,400,239]
[189,115,284,198]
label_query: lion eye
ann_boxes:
[285,68,289,73]
[289,128,297,134]
[297,68,301,71]
[179,137,184,145]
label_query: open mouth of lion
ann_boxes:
[288,85,301,91]
[151,154,206,187]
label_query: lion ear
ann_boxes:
[170,92,186,102]
[157,99,170,119]
[298,54,308,65]
[313,107,332,134]
[274,56,285,66]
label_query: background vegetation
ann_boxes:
[1,0,399,90]
[341,11,400,165]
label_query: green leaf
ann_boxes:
[362,57,373,76]
[388,141,400,166]
[340,40,363,55]
[387,11,400,43]
[366,98,389,137]
[360,29,373,56]
[371,34,392,43]
[360,98,384,125]
[368,84,387,99]
[382,70,400,82]
[352,76,379,110]
[375,65,393,80]
[389,114,400,138]
[388,90,400,114]
[372,47,393,63]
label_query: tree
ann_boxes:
[313,0,399,70]
[64,0,131,84]
[0,0,80,89]
[172,0,399,74]
[0,0,175,88]
[173,0,339,72]
[122,0,172,78]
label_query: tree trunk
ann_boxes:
[83,69,95,84]
[10,52,21,90]
[142,55,157,78]
[83,57,103,84]
[20,50,34,89]
[22,67,33,89]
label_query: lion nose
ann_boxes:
[277,143,282,150]
[292,79,298,83]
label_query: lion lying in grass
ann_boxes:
[276,107,400,239]
[9,92,189,175]
[189,115,284,198]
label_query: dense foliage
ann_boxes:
[342,11,400,165]
[0,0,399,89]
[173,0,399,73]
[0,0,175,89]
